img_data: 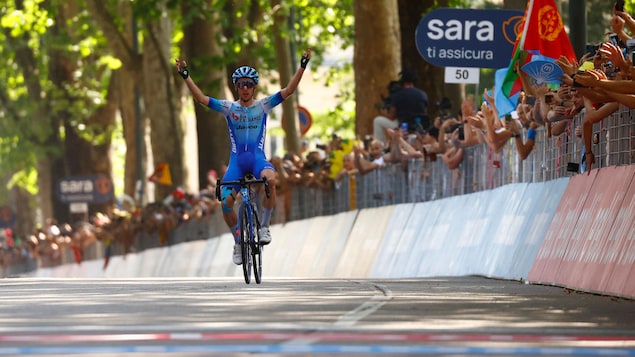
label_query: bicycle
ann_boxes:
[216,174,270,284]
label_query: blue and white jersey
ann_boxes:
[208,92,284,155]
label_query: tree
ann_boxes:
[1,0,118,225]
[87,0,186,201]
[271,0,301,154]
[353,0,401,138]
[179,1,230,189]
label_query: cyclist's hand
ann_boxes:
[300,48,312,69]
[176,59,189,79]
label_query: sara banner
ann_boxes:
[416,8,523,69]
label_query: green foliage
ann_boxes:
[0,0,119,196]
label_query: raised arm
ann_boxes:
[176,59,210,106]
[281,49,312,100]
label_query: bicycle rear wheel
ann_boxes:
[239,204,252,284]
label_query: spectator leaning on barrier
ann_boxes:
[372,99,399,145]
[557,45,622,172]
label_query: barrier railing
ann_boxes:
[282,107,635,221]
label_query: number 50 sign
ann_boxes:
[444,67,480,84]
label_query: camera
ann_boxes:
[567,162,580,173]
[585,43,599,57]
[615,0,625,12]
[627,39,635,64]
[545,94,553,104]
[505,113,512,122]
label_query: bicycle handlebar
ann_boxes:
[215,176,270,201]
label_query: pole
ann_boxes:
[132,15,146,206]
[568,0,587,58]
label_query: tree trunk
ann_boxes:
[398,0,461,120]
[143,15,185,201]
[181,1,230,189]
[116,2,146,205]
[271,0,300,154]
[353,0,401,138]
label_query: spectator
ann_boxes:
[199,169,221,216]
[353,139,389,175]
[372,100,399,145]
[334,152,358,184]
[391,69,430,131]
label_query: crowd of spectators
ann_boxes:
[2,3,634,274]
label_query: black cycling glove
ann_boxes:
[178,64,189,79]
[300,53,310,69]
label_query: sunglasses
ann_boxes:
[236,81,256,89]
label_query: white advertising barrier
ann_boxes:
[106,253,137,278]
[208,232,241,278]
[295,211,358,278]
[193,237,221,277]
[265,219,312,277]
[32,178,569,281]
[335,207,392,278]
[369,204,416,278]
[506,179,568,279]
[370,180,568,280]
[159,240,207,277]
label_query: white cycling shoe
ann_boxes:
[232,244,242,265]
[259,227,272,245]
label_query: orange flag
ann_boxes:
[148,163,172,186]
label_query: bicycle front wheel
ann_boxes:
[239,204,252,284]
[252,206,262,284]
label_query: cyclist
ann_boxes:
[176,48,312,265]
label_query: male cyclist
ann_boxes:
[176,48,311,265]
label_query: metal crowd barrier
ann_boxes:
[280,106,634,222]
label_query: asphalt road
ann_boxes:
[0,276,633,356]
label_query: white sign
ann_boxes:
[444,67,480,84]
[70,202,89,214]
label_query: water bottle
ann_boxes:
[414,117,424,134]
[400,122,408,136]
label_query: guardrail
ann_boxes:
[284,106,635,221]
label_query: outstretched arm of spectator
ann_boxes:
[481,100,512,152]
[599,42,630,75]
[506,120,537,160]
[442,146,463,170]
[616,11,635,38]
[596,88,635,108]
[582,98,619,173]
[574,68,635,94]
[611,13,631,44]
[353,146,380,175]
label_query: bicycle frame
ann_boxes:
[216,175,269,284]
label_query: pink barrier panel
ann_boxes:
[581,166,635,295]
[528,166,635,299]
[602,166,635,297]
[528,170,598,282]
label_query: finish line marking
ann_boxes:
[1,344,634,355]
[2,332,635,343]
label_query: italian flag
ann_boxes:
[502,0,577,98]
